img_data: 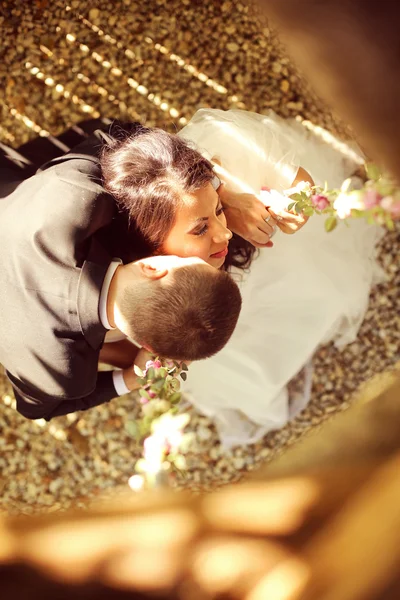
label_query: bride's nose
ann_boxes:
[213,221,232,243]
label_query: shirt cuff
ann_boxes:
[112,370,131,396]
[99,259,122,330]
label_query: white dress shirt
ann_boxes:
[99,259,130,396]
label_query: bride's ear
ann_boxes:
[138,262,168,280]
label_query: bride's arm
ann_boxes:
[212,156,275,247]
[213,157,312,244]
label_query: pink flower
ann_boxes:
[311,194,329,210]
[145,359,162,370]
[381,196,400,219]
[362,190,382,209]
[140,396,149,405]
[144,359,162,377]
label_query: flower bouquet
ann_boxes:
[125,358,193,490]
[263,163,400,232]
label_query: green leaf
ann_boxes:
[375,182,394,197]
[169,392,182,404]
[138,388,150,399]
[386,216,395,230]
[294,202,304,215]
[140,417,152,437]
[365,162,381,182]
[146,367,155,381]
[134,365,144,377]
[181,363,189,371]
[350,208,365,218]
[287,202,296,211]
[324,215,338,232]
[136,377,147,386]
[303,206,314,217]
[151,378,165,392]
[180,372,187,381]
[125,420,141,440]
[154,367,168,379]
[288,192,303,202]
[170,378,181,391]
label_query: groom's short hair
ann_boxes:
[121,264,242,361]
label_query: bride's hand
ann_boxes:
[267,206,309,235]
[260,188,309,235]
[218,186,277,248]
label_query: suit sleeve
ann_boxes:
[3,153,122,419]
[8,370,120,420]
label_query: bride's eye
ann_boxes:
[193,224,208,236]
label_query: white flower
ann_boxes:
[333,191,364,219]
[295,180,312,193]
[260,188,289,212]
[166,429,184,449]
[151,413,190,450]
[143,434,166,472]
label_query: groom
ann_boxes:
[0,130,242,421]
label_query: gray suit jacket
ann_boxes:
[0,130,133,420]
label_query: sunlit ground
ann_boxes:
[0,0,399,515]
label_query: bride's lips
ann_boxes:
[210,246,229,259]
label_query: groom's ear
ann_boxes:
[138,261,168,280]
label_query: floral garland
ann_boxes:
[126,358,193,490]
[279,163,400,232]
[126,162,399,490]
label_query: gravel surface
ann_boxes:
[0,0,399,515]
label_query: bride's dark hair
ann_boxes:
[100,125,256,271]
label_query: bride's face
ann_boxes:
[161,182,232,268]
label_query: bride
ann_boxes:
[101,109,385,447]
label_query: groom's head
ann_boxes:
[110,256,242,361]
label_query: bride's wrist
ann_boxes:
[218,184,237,209]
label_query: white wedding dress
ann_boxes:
[177,109,385,448]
